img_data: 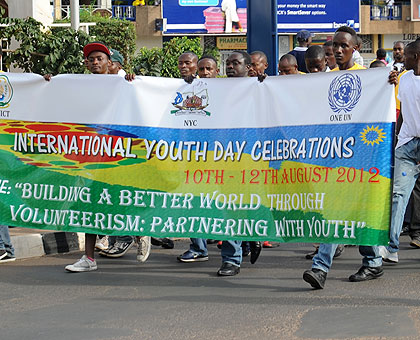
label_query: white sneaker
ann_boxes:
[95,236,108,251]
[65,255,97,272]
[137,236,151,263]
[378,245,398,263]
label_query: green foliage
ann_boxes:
[133,36,220,78]
[132,47,163,76]
[90,20,136,71]
[57,9,136,70]
[0,17,91,75]
[0,11,136,75]
[161,36,202,78]
[202,46,220,64]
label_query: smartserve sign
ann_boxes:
[162,0,360,34]
[276,0,360,33]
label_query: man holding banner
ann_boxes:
[303,26,397,289]
[217,51,262,276]
[65,42,113,272]
[378,40,420,265]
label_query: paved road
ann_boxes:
[1,238,420,340]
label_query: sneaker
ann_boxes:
[95,236,109,251]
[98,245,114,256]
[104,240,135,258]
[137,236,151,263]
[0,249,7,260]
[217,241,222,249]
[0,254,16,263]
[378,245,398,263]
[410,236,420,249]
[65,255,97,272]
[263,241,273,248]
[177,251,208,263]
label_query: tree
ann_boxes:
[133,36,220,78]
[0,13,136,74]
[0,16,91,75]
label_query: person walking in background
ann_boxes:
[288,30,313,73]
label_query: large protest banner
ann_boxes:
[0,68,394,245]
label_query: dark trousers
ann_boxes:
[409,177,420,238]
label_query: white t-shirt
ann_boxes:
[397,70,420,148]
[118,69,127,77]
[391,61,404,72]
[352,50,364,67]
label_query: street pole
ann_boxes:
[247,0,278,76]
[54,0,62,21]
[70,0,80,31]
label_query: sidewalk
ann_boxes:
[9,227,85,259]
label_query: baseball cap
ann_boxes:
[296,30,315,41]
[83,42,110,58]
[110,49,124,65]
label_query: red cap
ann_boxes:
[83,42,110,58]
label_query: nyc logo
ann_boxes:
[0,75,13,109]
[171,81,211,117]
[328,73,362,114]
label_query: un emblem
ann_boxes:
[328,73,362,114]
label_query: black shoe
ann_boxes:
[151,237,163,246]
[161,238,174,249]
[249,241,262,264]
[305,248,319,260]
[333,244,345,258]
[207,239,218,244]
[401,223,410,236]
[410,236,420,249]
[303,268,327,289]
[242,241,250,257]
[217,262,240,276]
[348,266,384,282]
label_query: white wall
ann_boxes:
[8,0,53,27]
[136,36,163,50]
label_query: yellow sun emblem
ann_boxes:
[360,125,386,146]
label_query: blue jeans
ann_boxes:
[312,243,381,273]
[388,138,420,253]
[0,225,14,257]
[221,240,242,266]
[187,238,208,256]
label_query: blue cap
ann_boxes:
[296,30,314,41]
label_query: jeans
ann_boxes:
[0,225,15,257]
[187,238,208,256]
[388,138,420,253]
[312,243,381,273]
[221,240,242,266]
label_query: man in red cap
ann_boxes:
[65,42,112,272]
[83,41,112,75]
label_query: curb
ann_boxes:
[10,229,85,259]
